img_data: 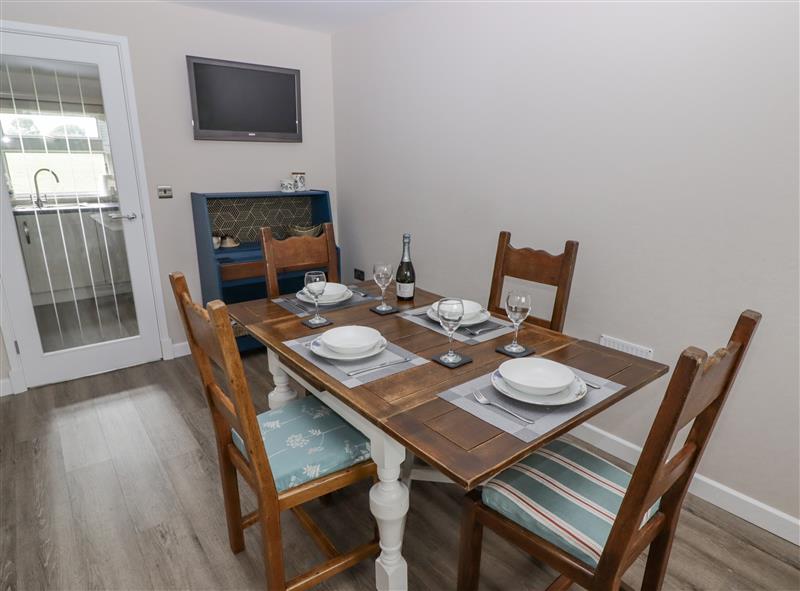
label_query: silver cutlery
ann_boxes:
[473,391,535,424]
[348,286,370,297]
[461,324,498,336]
[584,379,602,389]
[290,299,312,313]
[346,357,412,376]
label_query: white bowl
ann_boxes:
[498,358,576,396]
[431,299,483,320]
[302,282,349,301]
[320,325,383,355]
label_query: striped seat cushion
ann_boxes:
[482,438,658,567]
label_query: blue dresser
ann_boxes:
[191,190,338,351]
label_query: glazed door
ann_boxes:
[0,26,161,387]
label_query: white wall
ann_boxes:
[2,1,338,346]
[332,2,799,520]
[0,338,8,381]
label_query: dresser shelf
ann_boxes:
[191,190,338,351]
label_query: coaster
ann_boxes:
[432,353,473,369]
[496,344,536,358]
[370,305,400,315]
[302,318,333,329]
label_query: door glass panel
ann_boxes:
[1,55,138,352]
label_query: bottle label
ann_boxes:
[396,282,415,298]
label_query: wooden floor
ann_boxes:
[1,352,798,591]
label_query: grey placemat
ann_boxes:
[400,306,515,344]
[438,368,625,443]
[273,288,379,318]
[285,334,429,388]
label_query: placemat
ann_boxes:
[400,306,515,344]
[285,334,429,388]
[273,290,379,318]
[437,368,624,443]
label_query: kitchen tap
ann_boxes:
[33,168,59,208]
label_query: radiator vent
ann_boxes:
[599,335,654,360]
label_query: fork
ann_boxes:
[473,391,535,424]
[348,285,369,297]
[461,324,498,336]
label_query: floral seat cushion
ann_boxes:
[482,438,659,568]
[231,396,371,492]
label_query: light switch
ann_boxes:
[157,185,173,199]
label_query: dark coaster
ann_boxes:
[370,305,400,315]
[302,317,333,329]
[496,344,536,358]
[432,353,473,369]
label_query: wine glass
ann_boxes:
[436,298,464,364]
[373,263,394,312]
[304,271,328,325]
[504,290,532,353]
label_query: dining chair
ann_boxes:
[487,231,579,332]
[260,222,339,296]
[457,310,761,591]
[169,272,378,591]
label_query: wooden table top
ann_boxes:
[228,284,669,489]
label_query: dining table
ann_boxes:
[226,283,669,591]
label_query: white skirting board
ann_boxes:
[572,422,800,545]
[0,368,27,397]
[168,339,798,545]
[172,340,191,358]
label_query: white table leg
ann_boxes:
[272,360,411,590]
[369,437,409,591]
[267,349,297,409]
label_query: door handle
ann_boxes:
[108,212,137,220]
[23,221,30,244]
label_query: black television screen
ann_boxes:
[187,56,302,142]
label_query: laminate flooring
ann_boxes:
[1,352,798,590]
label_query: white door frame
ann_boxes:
[0,19,172,394]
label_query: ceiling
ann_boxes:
[174,1,413,33]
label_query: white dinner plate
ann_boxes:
[427,307,492,327]
[498,358,576,396]
[297,288,353,305]
[309,336,388,361]
[320,325,383,355]
[491,370,587,406]
[430,299,483,318]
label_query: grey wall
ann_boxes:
[332,2,799,517]
[2,1,338,345]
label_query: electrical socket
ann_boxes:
[157,185,173,199]
[354,268,365,281]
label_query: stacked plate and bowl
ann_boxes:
[427,299,491,327]
[309,325,387,361]
[491,358,587,406]
[296,283,354,306]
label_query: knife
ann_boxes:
[346,357,412,376]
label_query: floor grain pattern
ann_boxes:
[1,352,797,591]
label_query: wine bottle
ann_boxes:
[396,233,416,300]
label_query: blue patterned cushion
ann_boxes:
[231,396,371,492]
[482,439,658,567]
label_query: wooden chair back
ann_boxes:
[169,272,279,500]
[487,231,579,332]
[596,310,761,587]
[260,222,338,297]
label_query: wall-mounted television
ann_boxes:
[187,56,302,142]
